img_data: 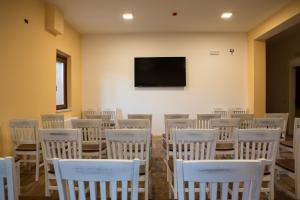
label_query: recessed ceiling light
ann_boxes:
[221,12,233,19]
[122,13,134,20]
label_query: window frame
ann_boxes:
[56,54,68,110]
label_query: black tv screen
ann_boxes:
[134,57,186,87]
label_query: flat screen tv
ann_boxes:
[134,57,186,87]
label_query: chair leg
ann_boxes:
[35,154,39,181]
[45,172,50,196]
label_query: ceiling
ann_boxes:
[46,0,291,34]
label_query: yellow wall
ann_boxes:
[248,0,300,116]
[0,0,82,156]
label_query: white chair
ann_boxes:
[71,119,104,158]
[253,118,284,138]
[128,114,152,130]
[81,109,97,119]
[86,114,115,130]
[265,113,289,140]
[196,114,221,129]
[230,113,254,129]
[0,157,17,200]
[164,119,196,161]
[106,129,151,200]
[10,119,42,181]
[39,128,82,196]
[168,129,218,199]
[213,108,230,118]
[210,118,240,157]
[100,108,121,124]
[163,114,189,140]
[53,158,140,200]
[176,159,265,200]
[41,114,64,128]
[230,107,249,114]
[234,128,281,200]
[276,118,300,199]
[118,119,151,129]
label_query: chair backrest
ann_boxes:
[71,119,102,144]
[213,108,229,118]
[165,119,196,143]
[294,118,300,198]
[85,114,110,121]
[41,114,64,129]
[234,129,280,167]
[210,118,240,143]
[39,129,82,165]
[10,119,38,145]
[230,107,248,114]
[196,114,221,129]
[128,114,152,126]
[0,157,15,200]
[265,113,289,139]
[173,129,218,160]
[164,114,189,120]
[81,109,97,119]
[117,119,150,130]
[176,159,264,200]
[230,114,254,129]
[252,118,284,138]
[106,129,150,161]
[53,159,140,200]
[100,108,118,122]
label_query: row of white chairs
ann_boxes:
[1,155,267,200]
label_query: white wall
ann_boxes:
[82,33,248,134]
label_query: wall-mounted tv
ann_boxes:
[134,57,186,87]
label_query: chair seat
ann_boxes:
[276,159,295,173]
[82,143,106,152]
[15,144,37,151]
[280,140,293,148]
[216,143,234,151]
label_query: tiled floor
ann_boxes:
[19,136,295,199]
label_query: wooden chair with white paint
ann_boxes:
[71,119,104,158]
[276,117,300,199]
[234,128,281,200]
[53,158,140,200]
[106,129,151,200]
[176,159,265,200]
[117,119,151,130]
[213,107,230,118]
[210,118,240,157]
[0,157,17,200]
[81,109,97,119]
[168,129,218,199]
[196,114,221,129]
[39,128,82,196]
[230,107,249,114]
[163,114,189,143]
[230,113,254,129]
[10,119,42,182]
[41,114,64,129]
[128,114,152,130]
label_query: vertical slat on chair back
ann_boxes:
[117,119,150,129]
[106,129,150,161]
[71,119,102,144]
[10,119,38,145]
[253,118,284,138]
[173,129,217,161]
[41,114,64,129]
[213,108,229,118]
[234,129,280,163]
[294,118,300,198]
[230,108,248,114]
[0,157,15,200]
[166,119,196,143]
[210,118,240,143]
[265,113,289,139]
[196,114,221,129]
[176,160,264,200]
[230,114,254,129]
[39,129,82,166]
[53,159,140,200]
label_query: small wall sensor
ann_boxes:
[24,18,29,24]
[229,49,235,55]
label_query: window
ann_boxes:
[56,53,68,110]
